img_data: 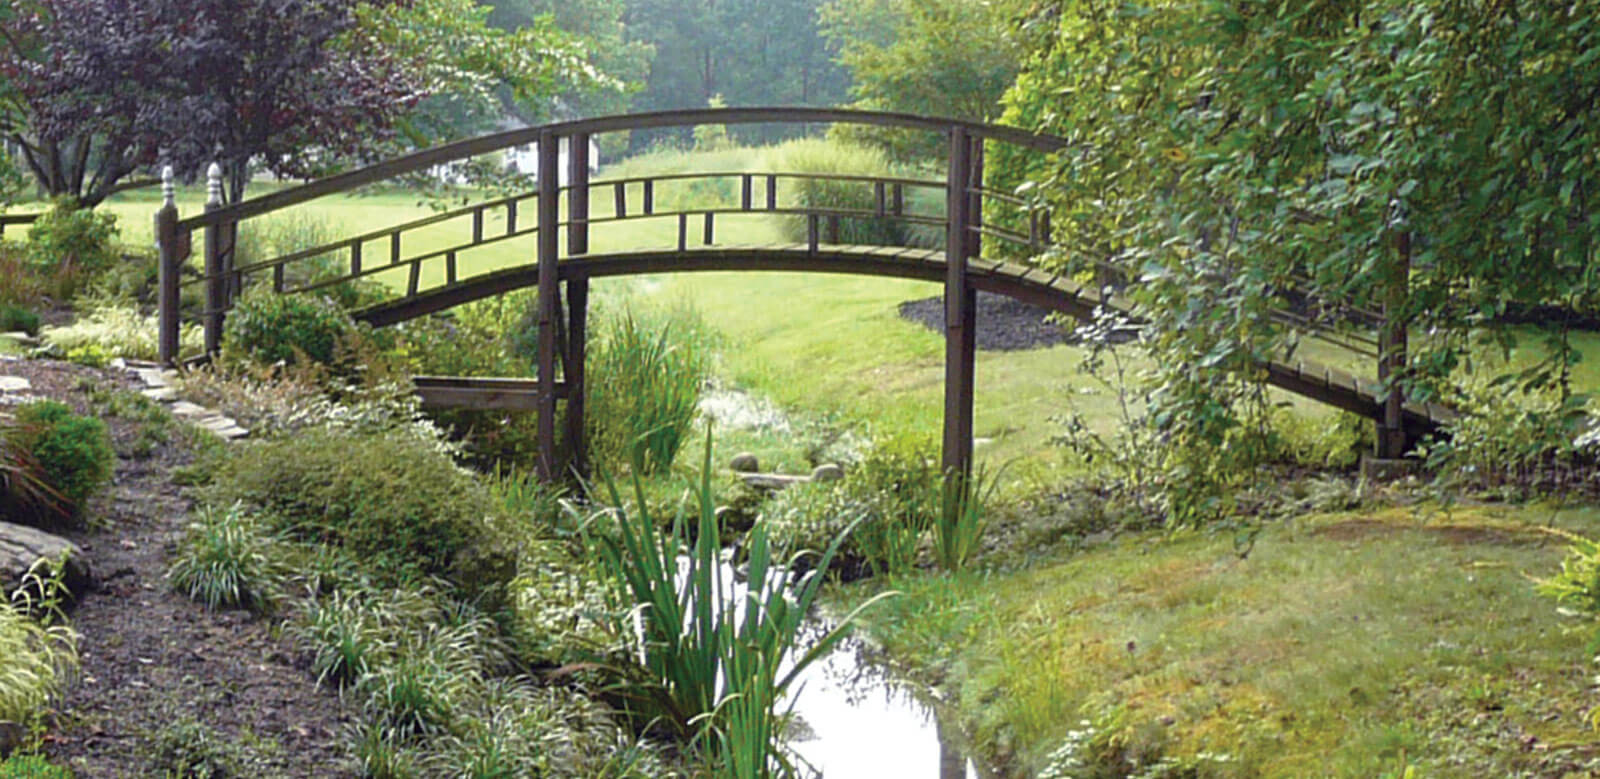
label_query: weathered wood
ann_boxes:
[413,376,570,411]
[535,131,561,481]
[943,126,976,480]
[568,132,590,257]
[202,165,227,355]
[565,277,590,479]
[155,173,183,365]
[704,212,715,245]
[1377,230,1412,457]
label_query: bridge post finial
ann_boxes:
[161,166,175,209]
[206,162,223,206]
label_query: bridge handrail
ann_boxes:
[174,107,1068,232]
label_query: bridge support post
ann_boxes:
[1376,230,1411,459]
[155,166,182,366]
[942,127,976,483]
[535,132,561,482]
[564,134,591,480]
[202,163,228,355]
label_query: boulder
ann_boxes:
[0,521,92,597]
[810,463,845,483]
[730,452,760,473]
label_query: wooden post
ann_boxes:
[155,166,181,366]
[564,133,591,480]
[535,132,561,482]
[1377,230,1411,458]
[943,127,976,481]
[565,276,590,479]
[202,163,226,355]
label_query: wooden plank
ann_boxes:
[741,175,753,211]
[446,251,457,285]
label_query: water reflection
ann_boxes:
[784,631,979,779]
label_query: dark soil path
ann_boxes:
[2,358,354,777]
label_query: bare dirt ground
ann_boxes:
[3,357,354,777]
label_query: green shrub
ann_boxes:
[764,433,940,576]
[9,401,114,518]
[0,755,73,779]
[26,201,120,278]
[1421,382,1589,498]
[236,213,390,310]
[222,290,358,367]
[586,305,715,474]
[166,503,288,614]
[200,427,512,598]
[0,425,66,525]
[767,137,917,246]
[296,590,387,690]
[41,302,204,362]
[0,304,39,336]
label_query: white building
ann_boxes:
[503,136,601,184]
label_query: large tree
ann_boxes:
[488,0,652,125]
[0,0,601,205]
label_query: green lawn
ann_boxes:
[848,501,1600,776]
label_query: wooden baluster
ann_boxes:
[506,199,518,234]
[704,212,715,245]
[741,175,753,211]
[766,175,778,211]
[614,182,627,219]
[350,239,362,276]
[943,127,975,482]
[643,180,654,215]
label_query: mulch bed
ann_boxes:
[897,291,1083,351]
[2,358,354,777]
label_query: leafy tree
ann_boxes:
[819,0,1028,159]
[996,0,1600,519]
[622,0,849,147]
[487,0,653,129]
[0,0,603,205]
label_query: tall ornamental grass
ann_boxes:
[586,433,894,776]
[587,306,715,474]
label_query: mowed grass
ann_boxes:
[851,502,1600,776]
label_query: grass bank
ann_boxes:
[847,500,1600,776]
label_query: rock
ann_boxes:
[730,452,760,473]
[0,332,38,347]
[136,368,170,387]
[169,401,210,418]
[0,521,92,597]
[0,375,31,393]
[810,463,844,483]
[142,387,178,402]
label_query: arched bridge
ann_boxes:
[151,108,1448,481]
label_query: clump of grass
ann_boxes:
[166,503,288,613]
[145,715,256,778]
[0,567,78,734]
[40,301,203,361]
[296,590,387,690]
[765,137,931,247]
[935,465,1002,571]
[587,305,716,474]
[586,431,893,772]
[0,754,73,778]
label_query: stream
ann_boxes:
[784,630,980,779]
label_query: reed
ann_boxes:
[586,431,894,776]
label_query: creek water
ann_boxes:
[783,630,980,779]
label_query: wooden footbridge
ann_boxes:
[150,108,1448,481]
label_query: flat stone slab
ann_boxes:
[0,332,38,347]
[169,401,210,418]
[739,472,812,491]
[0,520,92,596]
[135,368,171,388]
[142,387,178,402]
[0,375,31,392]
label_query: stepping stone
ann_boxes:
[169,401,210,418]
[0,332,38,347]
[136,368,170,388]
[142,387,178,402]
[0,376,30,392]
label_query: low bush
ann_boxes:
[0,428,66,525]
[0,304,39,336]
[767,137,919,247]
[1421,382,1591,499]
[236,213,390,310]
[166,503,289,614]
[144,715,256,778]
[40,302,204,362]
[7,401,114,520]
[765,432,940,576]
[222,290,359,368]
[199,427,513,600]
[585,305,715,474]
[26,201,120,279]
